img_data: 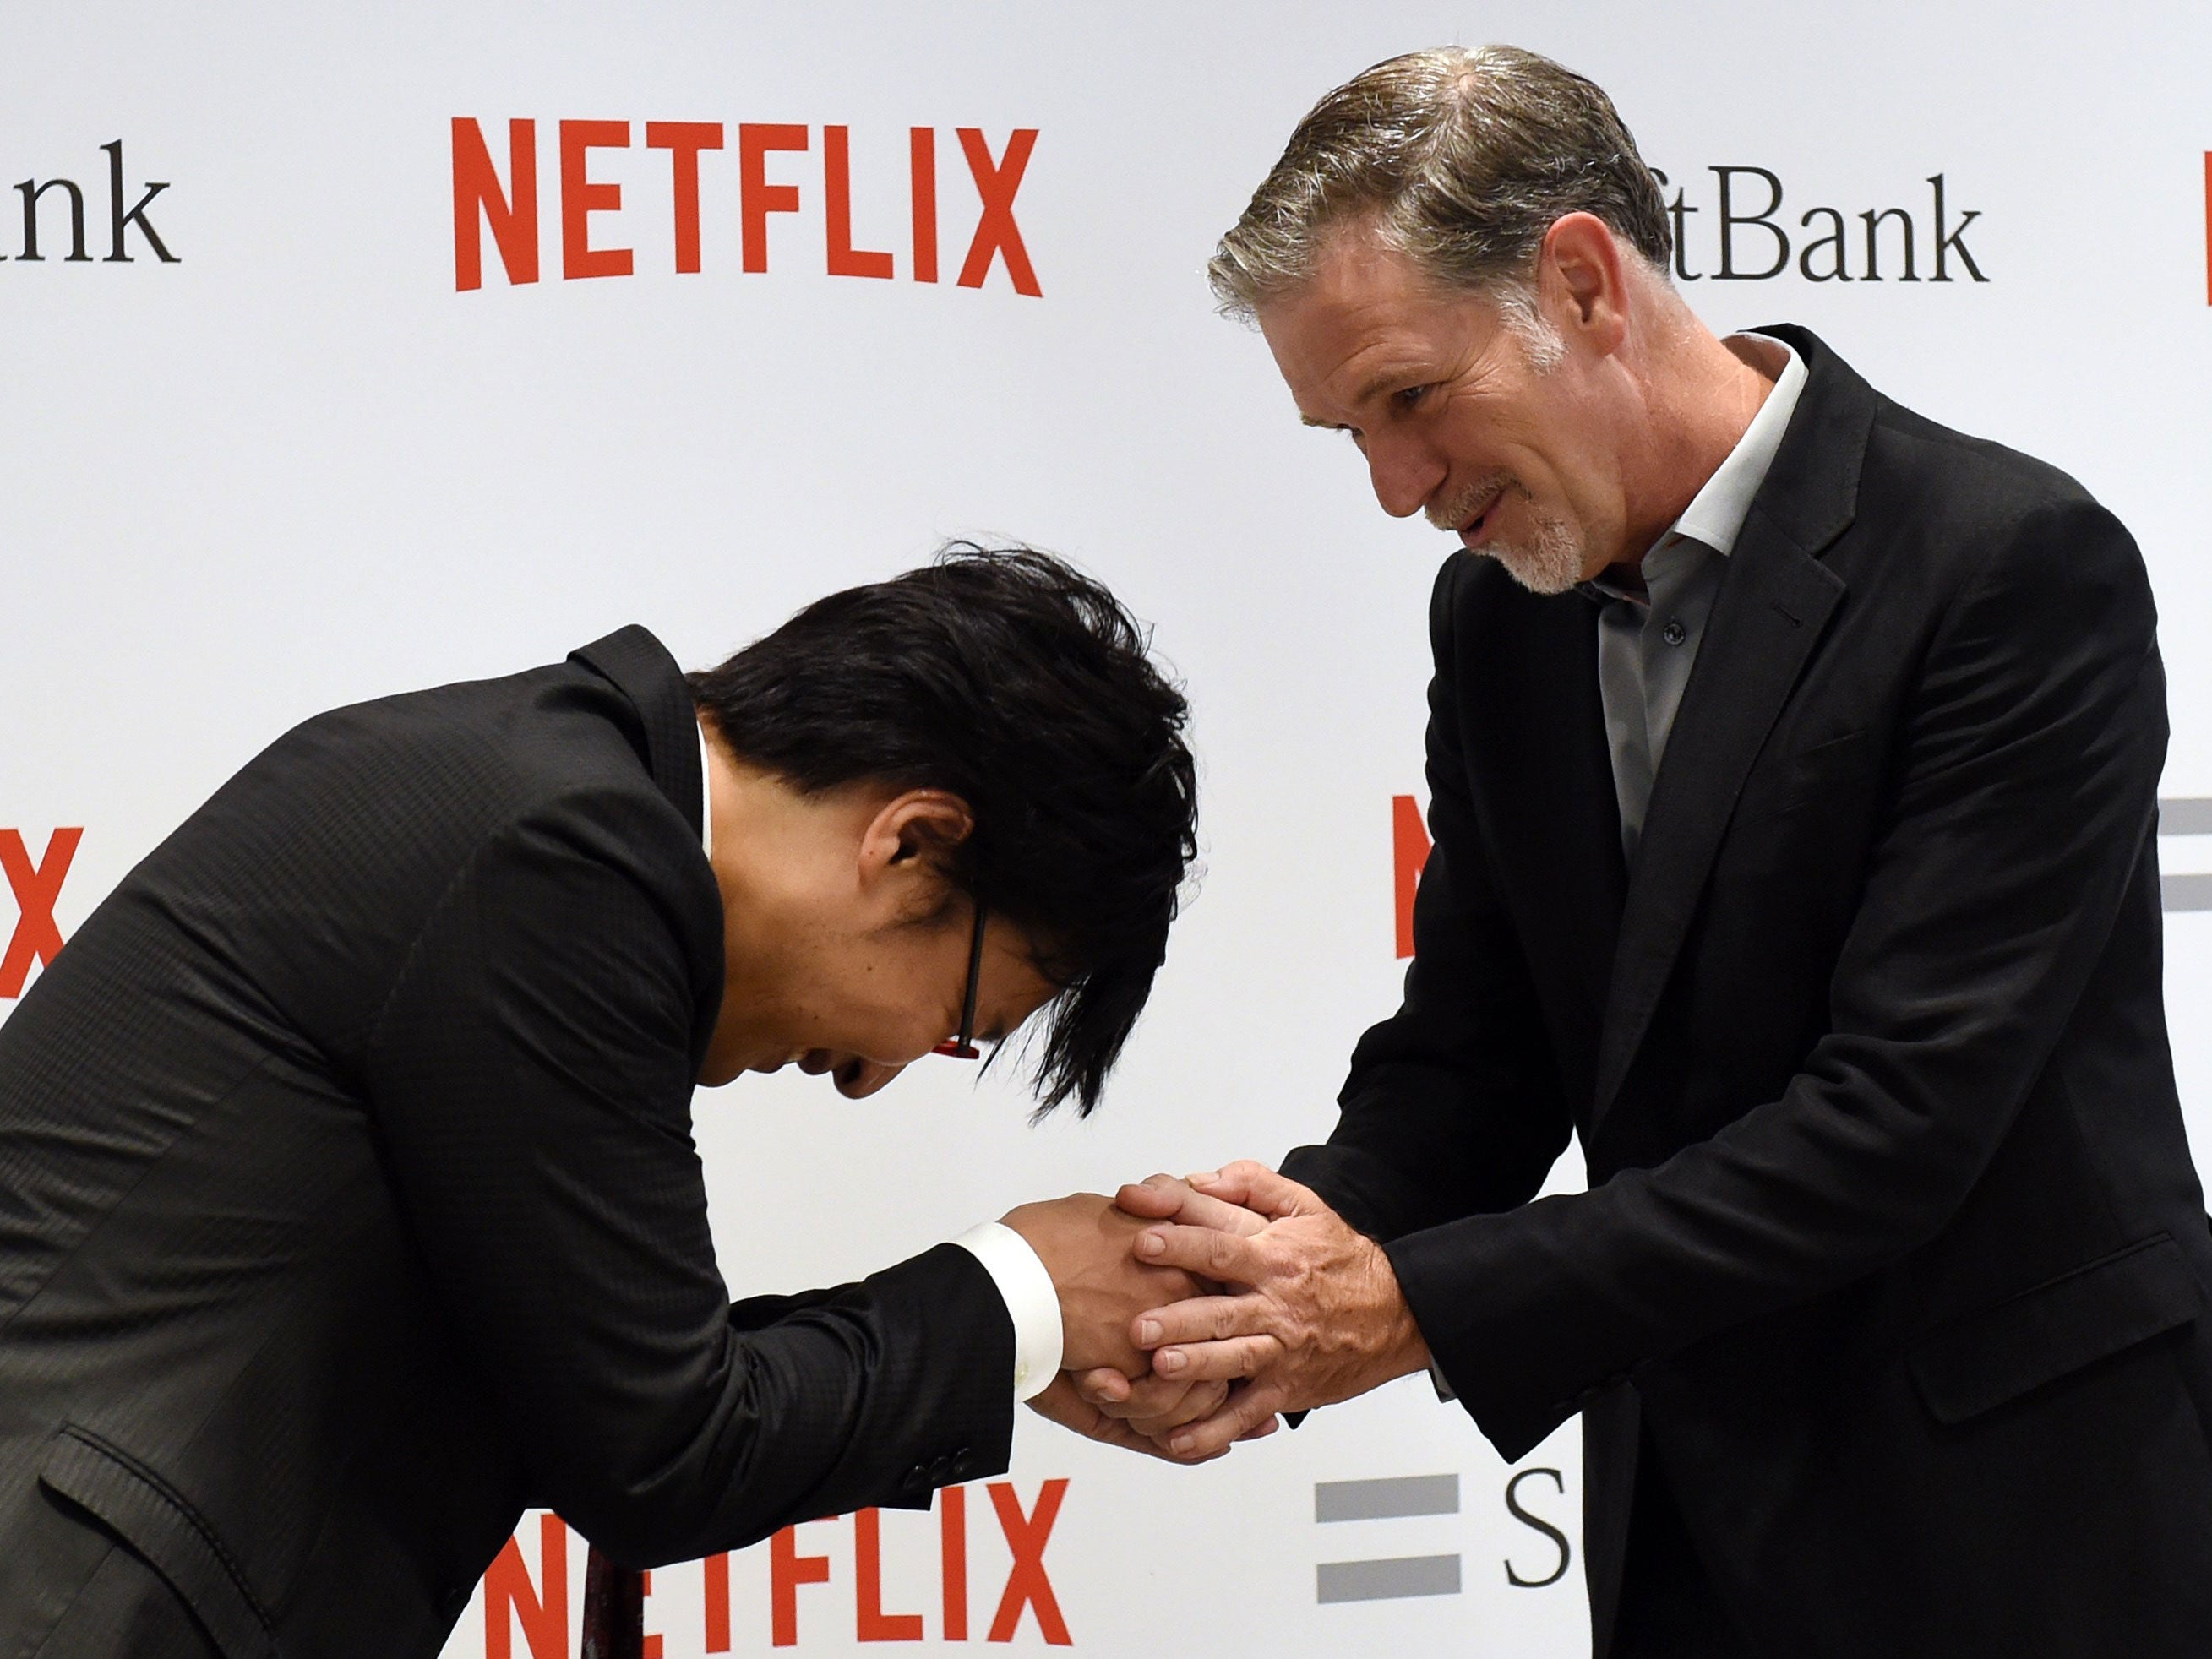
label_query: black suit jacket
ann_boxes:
[1283,328,2212,1656]
[0,627,1014,1656]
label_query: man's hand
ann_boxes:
[1111,1171,1273,1236]
[1125,1161,1431,1459]
[1024,1373,1267,1462]
[999,1193,1203,1375]
[1066,1174,1270,1438]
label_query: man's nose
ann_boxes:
[1365,434,1445,520]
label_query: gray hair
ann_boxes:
[1207,45,1672,324]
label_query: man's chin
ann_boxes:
[697,1049,812,1088]
[700,1047,898,1095]
[1485,542,1588,596]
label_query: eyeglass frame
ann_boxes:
[931,894,987,1060]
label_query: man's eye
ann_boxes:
[1395,384,1432,410]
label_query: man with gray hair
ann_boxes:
[1074,44,2212,1657]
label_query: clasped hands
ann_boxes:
[1001,1162,1430,1465]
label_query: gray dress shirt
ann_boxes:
[1583,335,1809,863]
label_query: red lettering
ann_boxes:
[954,129,1040,297]
[854,1509,923,1640]
[703,1551,731,1651]
[641,1567,662,1659]
[560,119,632,280]
[1392,795,1431,960]
[910,128,939,284]
[483,1515,566,1659]
[984,1480,1069,1645]
[641,1575,663,1659]
[0,828,79,999]
[646,121,724,275]
[940,1484,967,1640]
[823,126,894,280]
[451,117,537,291]
[770,1517,835,1647]
[740,122,809,273]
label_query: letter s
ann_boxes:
[1504,1467,1572,1589]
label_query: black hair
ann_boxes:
[688,543,1198,1115]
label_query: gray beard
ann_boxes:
[1484,511,1587,596]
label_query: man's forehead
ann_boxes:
[1267,232,1436,324]
[1257,244,1498,417]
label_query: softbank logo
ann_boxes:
[1,144,175,265]
[1647,166,1986,285]
[2,829,80,999]
[487,1482,1071,1656]
[452,118,1040,296]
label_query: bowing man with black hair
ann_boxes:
[0,546,1205,1656]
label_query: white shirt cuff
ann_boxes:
[951,1221,1064,1401]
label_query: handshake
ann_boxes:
[998,1162,1433,1463]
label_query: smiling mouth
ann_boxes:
[1457,487,1506,547]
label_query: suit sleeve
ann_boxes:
[1282,554,1576,1240]
[1387,498,2168,1460]
[360,787,1014,1567]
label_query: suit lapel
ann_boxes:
[1588,327,1873,1135]
[1456,570,1626,1053]
[1523,595,1627,1020]
[569,624,704,844]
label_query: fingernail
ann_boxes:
[1137,1319,1161,1346]
[1136,1232,1165,1258]
[1156,1348,1186,1375]
[1188,1171,1218,1186]
[1170,1433,1195,1454]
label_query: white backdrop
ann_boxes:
[5,4,2212,1654]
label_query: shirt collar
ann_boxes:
[1669,331,1807,558]
[1577,332,1806,606]
[696,721,714,860]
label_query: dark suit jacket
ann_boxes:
[1283,328,2212,1656]
[0,627,1014,1656]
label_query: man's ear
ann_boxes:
[1538,211,1630,351]
[856,788,975,913]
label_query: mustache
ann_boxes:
[1425,473,1515,534]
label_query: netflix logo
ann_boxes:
[451,117,1040,296]
[2,828,81,999]
[1393,796,1430,960]
[485,1481,1071,1655]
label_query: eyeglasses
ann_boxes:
[931,896,987,1060]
